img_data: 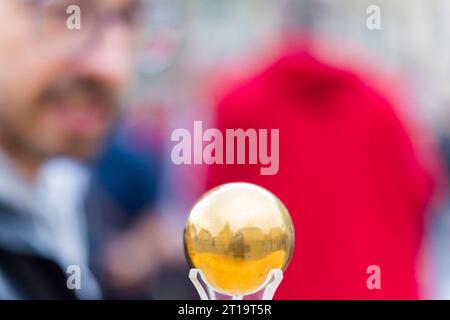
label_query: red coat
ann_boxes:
[206,51,434,299]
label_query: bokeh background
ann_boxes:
[79,0,450,299]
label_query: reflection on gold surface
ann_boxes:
[184,183,295,295]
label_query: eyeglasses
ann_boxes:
[22,0,155,57]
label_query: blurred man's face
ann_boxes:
[0,0,143,160]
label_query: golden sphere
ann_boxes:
[184,182,295,296]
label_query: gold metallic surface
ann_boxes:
[184,183,295,296]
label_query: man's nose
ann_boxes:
[69,25,135,90]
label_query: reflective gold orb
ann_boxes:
[184,182,295,296]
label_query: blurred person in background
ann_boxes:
[206,3,439,298]
[0,0,157,299]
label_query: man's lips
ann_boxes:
[48,104,110,136]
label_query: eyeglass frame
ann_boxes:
[17,0,153,56]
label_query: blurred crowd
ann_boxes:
[0,0,450,299]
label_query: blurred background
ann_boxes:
[91,0,450,299]
[33,0,450,299]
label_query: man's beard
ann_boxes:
[0,76,121,163]
[38,77,117,111]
